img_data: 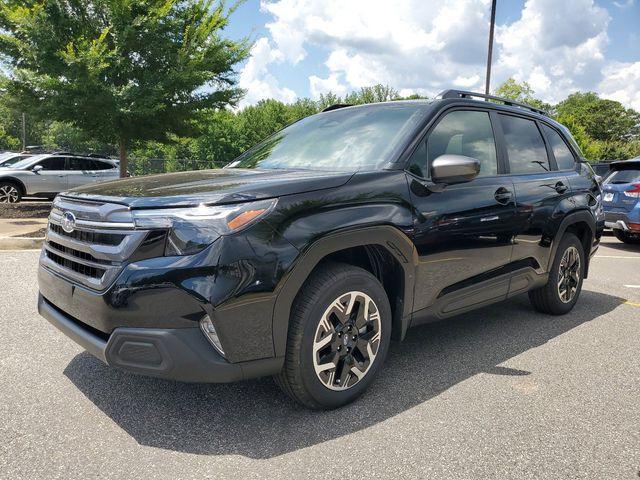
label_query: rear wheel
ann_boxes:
[275,262,392,409]
[529,233,585,315]
[613,229,640,244]
[0,182,21,204]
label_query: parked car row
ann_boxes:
[0,152,119,203]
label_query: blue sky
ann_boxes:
[222,0,640,109]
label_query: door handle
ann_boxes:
[494,187,512,205]
[555,181,568,194]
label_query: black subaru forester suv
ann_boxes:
[38,90,604,409]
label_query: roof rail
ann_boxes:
[321,103,352,112]
[437,89,548,116]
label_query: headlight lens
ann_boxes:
[132,199,277,256]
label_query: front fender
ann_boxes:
[270,225,418,357]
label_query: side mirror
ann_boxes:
[32,164,43,173]
[430,154,480,184]
[594,174,603,184]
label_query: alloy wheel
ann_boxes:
[557,246,581,303]
[0,185,19,203]
[312,291,382,391]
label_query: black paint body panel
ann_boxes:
[37,97,602,382]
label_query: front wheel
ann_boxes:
[275,262,392,409]
[529,232,585,315]
[0,182,21,204]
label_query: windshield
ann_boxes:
[227,103,429,171]
[0,155,30,167]
[604,168,640,185]
[6,154,49,170]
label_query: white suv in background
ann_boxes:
[0,153,119,203]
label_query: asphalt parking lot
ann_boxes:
[1,235,639,479]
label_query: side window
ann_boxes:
[90,160,113,170]
[542,124,576,170]
[499,115,550,174]
[409,110,498,179]
[37,157,66,171]
[68,158,93,170]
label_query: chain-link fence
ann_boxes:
[126,157,229,176]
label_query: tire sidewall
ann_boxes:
[297,271,392,408]
[0,182,22,204]
[547,233,585,313]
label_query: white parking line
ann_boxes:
[623,285,640,288]
[596,255,640,259]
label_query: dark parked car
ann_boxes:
[601,157,640,244]
[37,90,603,409]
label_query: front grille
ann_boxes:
[49,223,125,246]
[47,240,110,265]
[45,249,106,279]
[41,197,148,290]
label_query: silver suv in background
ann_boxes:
[0,153,119,203]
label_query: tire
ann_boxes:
[275,262,392,409]
[613,229,640,244]
[0,182,22,204]
[528,232,585,315]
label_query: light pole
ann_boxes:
[485,0,497,95]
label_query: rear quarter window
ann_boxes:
[542,124,576,170]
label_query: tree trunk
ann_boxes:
[119,138,128,178]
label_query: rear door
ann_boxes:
[90,159,119,183]
[498,114,573,279]
[66,157,96,188]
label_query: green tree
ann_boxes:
[556,92,640,142]
[0,0,249,176]
[345,84,399,105]
[493,78,553,112]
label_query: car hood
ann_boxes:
[61,168,354,208]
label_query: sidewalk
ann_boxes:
[0,217,47,250]
[0,218,48,237]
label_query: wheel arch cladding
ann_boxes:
[0,177,26,196]
[271,226,418,357]
[549,211,596,278]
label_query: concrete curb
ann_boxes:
[0,236,45,250]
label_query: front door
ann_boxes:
[406,109,517,315]
[28,156,67,194]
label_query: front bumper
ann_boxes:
[38,294,283,382]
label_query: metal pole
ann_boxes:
[21,112,26,151]
[485,0,497,95]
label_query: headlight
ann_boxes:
[132,199,277,256]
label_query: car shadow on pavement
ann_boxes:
[64,289,622,459]
[599,241,640,254]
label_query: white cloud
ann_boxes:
[260,0,495,100]
[613,0,634,8]
[237,0,637,110]
[494,0,610,104]
[238,37,296,106]
[309,73,348,99]
[600,61,640,110]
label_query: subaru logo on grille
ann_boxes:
[61,211,76,233]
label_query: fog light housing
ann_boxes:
[199,315,225,357]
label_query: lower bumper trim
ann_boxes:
[38,294,283,383]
